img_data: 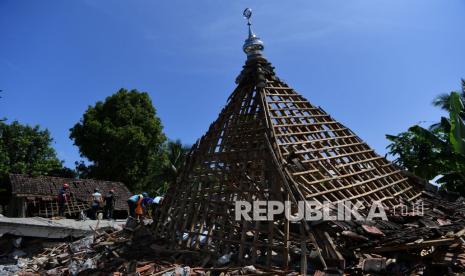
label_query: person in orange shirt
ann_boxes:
[127,194,143,218]
[127,192,148,222]
[135,195,144,218]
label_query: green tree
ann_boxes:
[0,121,66,179]
[158,140,191,193]
[70,88,167,191]
[387,85,465,194]
[449,92,465,155]
[136,139,191,195]
[432,79,465,112]
[386,125,448,180]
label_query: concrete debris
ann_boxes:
[11,249,27,258]
[13,237,22,248]
[310,192,465,275]
[68,257,98,275]
[16,219,294,276]
[217,252,233,265]
[361,257,386,273]
[174,265,191,276]
[69,235,94,253]
[0,258,27,276]
[5,191,465,275]
[0,216,124,239]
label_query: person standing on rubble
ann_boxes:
[57,183,70,217]
[90,188,103,220]
[103,189,116,219]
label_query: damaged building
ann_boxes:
[152,9,465,275]
[10,9,465,276]
[5,174,131,219]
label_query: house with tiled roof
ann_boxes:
[5,174,131,218]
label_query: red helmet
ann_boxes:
[63,183,70,189]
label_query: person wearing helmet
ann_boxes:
[89,188,103,220]
[104,189,116,219]
[57,183,70,217]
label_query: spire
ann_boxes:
[242,8,264,58]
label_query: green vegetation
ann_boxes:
[159,139,191,193]
[70,88,168,192]
[0,88,191,194]
[387,80,465,194]
[0,121,72,180]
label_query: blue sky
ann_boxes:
[1,0,464,168]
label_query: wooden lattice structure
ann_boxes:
[34,194,89,218]
[154,13,422,269]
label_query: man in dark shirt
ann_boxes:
[104,189,116,219]
[57,183,70,217]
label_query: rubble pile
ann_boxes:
[11,193,465,275]
[17,219,294,276]
[0,235,53,275]
[312,192,465,274]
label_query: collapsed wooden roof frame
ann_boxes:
[154,55,422,268]
[154,10,422,269]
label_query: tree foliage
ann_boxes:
[158,140,191,193]
[386,126,447,181]
[432,79,465,112]
[387,83,465,195]
[449,92,465,155]
[0,121,66,179]
[70,88,167,192]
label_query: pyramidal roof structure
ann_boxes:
[154,9,421,268]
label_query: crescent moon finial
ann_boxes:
[242,8,264,58]
[243,8,252,25]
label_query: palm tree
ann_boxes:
[158,140,191,193]
[166,140,190,177]
[433,79,465,111]
[430,79,465,131]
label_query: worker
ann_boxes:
[57,183,70,217]
[135,192,149,222]
[153,195,164,205]
[127,193,144,218]
[90,188,103,220]
[141,192,153,218]
[151,195,164,219]
[104,189,116,219]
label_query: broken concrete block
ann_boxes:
[70,235,94,253]
[68,258,97,275]
[242,265,257,274]
[11,249,26,258]
[362,258,386,273]
[174,266,191,276]
[217,252,233,265]
[13,237,22,248]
